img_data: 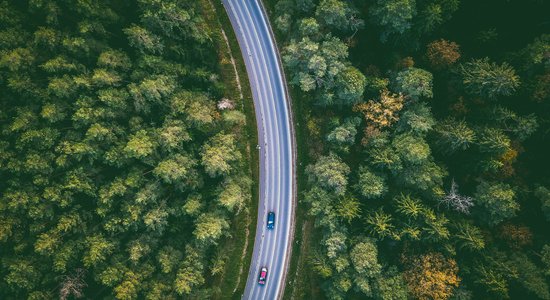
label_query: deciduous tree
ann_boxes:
[200,133,241,177]
[426,39,460,69]
[393,67,433,99]
[369,0,416,42]
[403,253,460,300]
[306,154,350,195]
[356,166,387,199]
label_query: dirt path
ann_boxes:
[219,23,244,101]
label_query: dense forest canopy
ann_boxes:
[270,0,550,299]
[0,0,251,298]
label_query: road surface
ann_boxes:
[222,0,296,299]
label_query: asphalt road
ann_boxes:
[222,0,296,299]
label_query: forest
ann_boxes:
[0,0,252,298]
[267,0,550,299]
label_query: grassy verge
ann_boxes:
[260,2,320,299]
[199,1,259,298]
[280,89,320,300]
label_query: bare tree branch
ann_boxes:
[60,269,87,300]
[440,179,474,214]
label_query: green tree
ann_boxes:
[366,209,395,239]
[350,239,382,277]
[298,18,321,38]
[4,259,41,291]
[474,265,511,298]
[335,195,362,223]
[335,66,366,105]
[490,106,539,142]
[474,181,519,226]
[324,230,348,259]
[396,102,435,135]
[139,0,207,42]
[392,133,430,165]
[510,253,550,299]
[369,0,416,42]
[534,186,550,221]
[518,34,550,70]
[306,154,351,195]
[415,0,459,35]
[97,49,131,70]
[541,245,550,276]
[460,58,520,99]
[393,67,433,99]
[283,35,350,106]
[175,246,204,295]
[310,253,333,278]
[0,47,34,72]
[476,127,511,155]
[124,130,156,159]
[157,246,182,274]
[217,176,251,212]
[397,160,446,191]
[395,193,424,220]
[434,118,476,154]
[193,213,229,244]
[200,133,241,177]
[316,0,363,33]
[454,221,485,251]
[124,25,163,54]
[83,235,115,267]
[303,186,338,229]
[351,239,382,296]
[356,166,387,199]
[374,267,408,300]
[171,91,216,128]
[315,0,348,31]
[153,154,196,185]
[327,118,359,152]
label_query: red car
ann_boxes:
[258,267,268,285]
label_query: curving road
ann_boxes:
[222,0,296,299]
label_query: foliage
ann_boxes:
[266,0,550,298]
[396,102,436,135]
[459,58,521,99]
[426,39,461,69]
[0,0,248,298]
[354,89,405,129]
[327,118,360,153]
[403,253,460,300]
[434,118,476,154]
[283,35,350,105]
[535,186,550,221]
[393,67,434,99]
[306,153,351,195]
[474,181,519,226]
[374,267,408,300]
[315,0,362,32]
[369,0,416,42]
[355,166,388,199]
[542,245,550,276]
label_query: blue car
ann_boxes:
[267,212,275,229]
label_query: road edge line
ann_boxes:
[256,1,298,299]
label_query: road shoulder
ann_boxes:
[199,0,259,298]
